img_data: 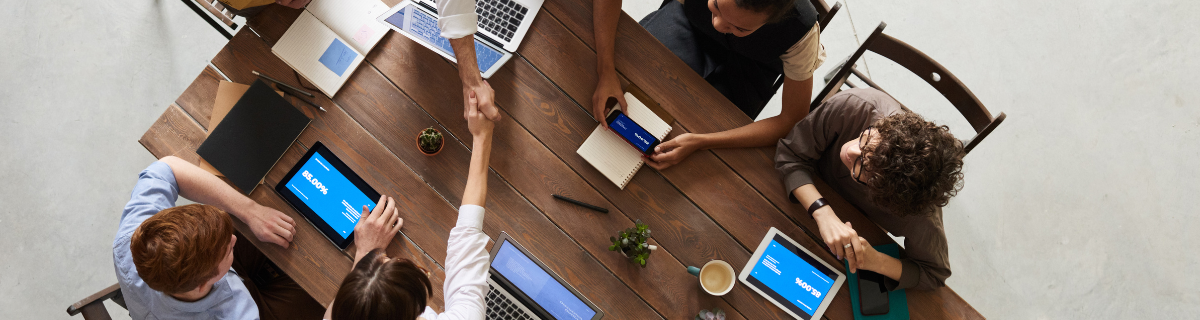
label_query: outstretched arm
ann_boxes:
[462,93,495,207]
[648,76,813,169]
[438,0,501,121]
[590,0,627,125]
[158,156,297,248]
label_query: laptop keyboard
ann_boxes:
[474,0,528,42]
[486,282,536,320]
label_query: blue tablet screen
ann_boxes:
[383,4,505,72]
[284,153,375,239]
[746,234,839,319]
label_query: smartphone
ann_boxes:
[857,270,890,315]
[605,109,660,156]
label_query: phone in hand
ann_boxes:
[857,270,890,315]
[605,109,660,156]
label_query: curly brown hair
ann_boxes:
[860,112,965,217]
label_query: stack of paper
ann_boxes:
[272,0,390,97]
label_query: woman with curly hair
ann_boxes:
[776,88,965,290]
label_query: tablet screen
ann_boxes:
[282,151,376,240]
[381,4,505,72]
[745,234,839,320]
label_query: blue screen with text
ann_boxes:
[284,153,374,240]
[608,112,655,153]
[383,5,504,72]
[748,235,838,318]
[492,241,596,320]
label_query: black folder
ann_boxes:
[197,79,311,194]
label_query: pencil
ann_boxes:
[253,70,315,97]
[552,194,609,213]
[281,87,327,112]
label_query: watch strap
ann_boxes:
[807,198,828,217]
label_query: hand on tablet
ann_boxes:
[354,195,402,258]
[245,204,297,249]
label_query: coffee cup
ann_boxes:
[686,260,736,296]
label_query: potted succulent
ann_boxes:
[609,219,657,267]
[695,308,726,320]
[416,127,444,156]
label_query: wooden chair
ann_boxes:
[65,284,125,320]
[761,0,842,110]
[181,0,240,40]
[813,22,1006,154]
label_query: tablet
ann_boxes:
[377,0,513,79]
[740,227,846,320]
[275,142,381,250]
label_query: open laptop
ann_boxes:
[487,232,603,320]
[378,0,543,78]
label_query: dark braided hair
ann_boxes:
[860,112,965,217]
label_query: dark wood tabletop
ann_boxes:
[139,0,983,318]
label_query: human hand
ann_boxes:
[467,92,495,138]
[591,70,626,127]
[850,236,881,273]
[813,207,862,268]
[353,195,402,258]
[274,0,311,9]
[243,204,297,249]
[463,79,500,122]
[646,133,702,170]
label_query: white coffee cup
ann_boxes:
[687,260,736,296]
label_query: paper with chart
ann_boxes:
[273,11,366,97]
[577,92,672,189]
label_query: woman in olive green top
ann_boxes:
[776,88,965,290]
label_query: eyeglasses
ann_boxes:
[851,127,873,186]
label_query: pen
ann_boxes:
[552,194,609,213]
[280,87,328,112]
[253,70,315,97]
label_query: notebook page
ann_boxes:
[273,11,365,97]
[577,126,644,189]
[307,0,391,54]
[623,92,671,140]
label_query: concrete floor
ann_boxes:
[2,0,1197,319]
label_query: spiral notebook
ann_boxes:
[271,0,390,97]
[577,92,672,189]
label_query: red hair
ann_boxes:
[130,204,234,294]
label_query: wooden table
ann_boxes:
[140,0,984,318]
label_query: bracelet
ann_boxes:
[807,198,828,217]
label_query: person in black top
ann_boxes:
[592,0,826,169]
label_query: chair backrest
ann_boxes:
[812,22,1006,154]
[66,283,126,320]
[181,0,240,40]
[810,0,842,30]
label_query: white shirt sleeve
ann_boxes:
[436,0,478,39]
[779,23,827,81]
[429,204,490,320]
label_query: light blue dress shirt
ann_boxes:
[112,161,259,320]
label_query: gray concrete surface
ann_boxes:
[1,0,1197,319]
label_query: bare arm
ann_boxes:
[158,156,296,248]
[462,93,495,207]
[648,77,814,169]
[590,0,627,125]
[449,36,501,121]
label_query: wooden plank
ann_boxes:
[353,34,709,319]
[366,28,799,319]
[174,65,223,131]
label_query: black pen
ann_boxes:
[281,87,327,112]
[253,70,315,97]
[552,194,609,213]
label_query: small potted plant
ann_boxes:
[609,219,657,267]
[695,308,726,320]
[416,127,444,156]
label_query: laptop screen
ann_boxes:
[380,3,506,72]
[492,240,597,320]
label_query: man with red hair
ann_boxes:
[114,156,322,319]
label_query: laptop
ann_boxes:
[487,232,603,320]
[378,0,544,78]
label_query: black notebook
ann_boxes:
[197,79,311,194]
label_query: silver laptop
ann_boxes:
[378,0,542,78]
[470,0,542,52]
[486,232,603,320]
